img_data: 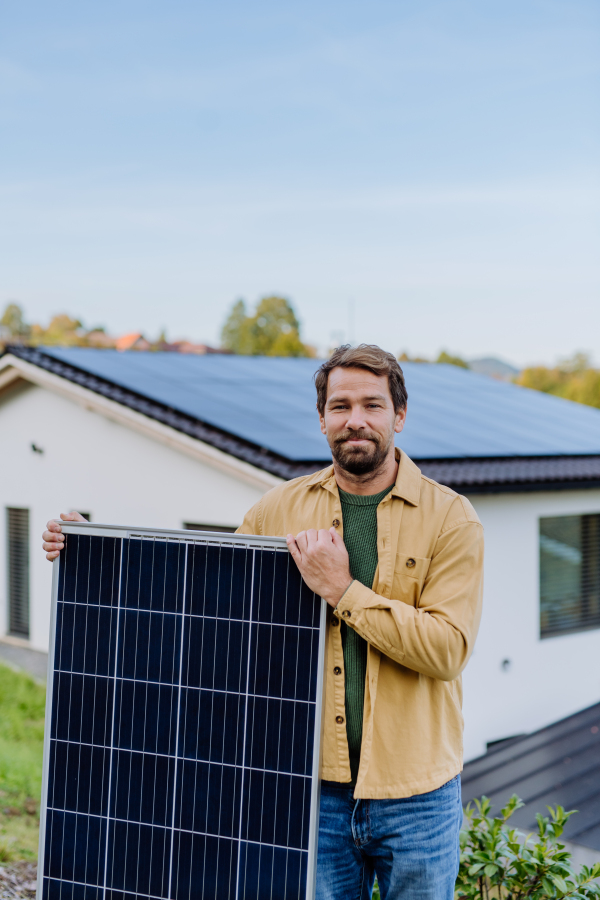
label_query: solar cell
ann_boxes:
[38,524,326,900]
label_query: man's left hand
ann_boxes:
[286,528,353,608]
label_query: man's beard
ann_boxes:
[330,431,392,476]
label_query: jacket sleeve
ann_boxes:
[334,519,484,681]
[236,499,263,536]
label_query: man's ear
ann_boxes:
[318,406,327,435]
[394,406,407,434]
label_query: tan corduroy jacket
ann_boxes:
[237,449,484,799]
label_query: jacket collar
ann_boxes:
[305,448,422,506]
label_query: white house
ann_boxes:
[1,345,600,763]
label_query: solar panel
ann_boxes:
[37,523,326,900]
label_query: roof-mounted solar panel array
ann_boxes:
[24,347,600,460]
[38,523,326,900]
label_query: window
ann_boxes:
[183,522,238,534]
[540,514,600,638]
[6,507,30,638]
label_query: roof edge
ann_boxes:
[416,456,600,494]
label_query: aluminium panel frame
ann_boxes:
[37,521,327,900]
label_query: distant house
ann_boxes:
[468,356,520,381]
[159,340,230,354]
[115,332,151,351]
[1,345,600,761]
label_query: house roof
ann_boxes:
[461,703,600,851]
[3,344,600,490]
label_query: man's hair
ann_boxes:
[314,344,408,414]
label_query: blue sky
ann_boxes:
[1,0,598,364]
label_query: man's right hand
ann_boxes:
[42,512,87,561]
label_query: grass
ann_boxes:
[0,663,46,860]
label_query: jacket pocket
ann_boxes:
[392,556,431,606]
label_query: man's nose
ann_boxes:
[346,406,368,430]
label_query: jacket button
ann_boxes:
[406,558,416,568]
[336,715,344,724]
[333,666,342,675]
[342,610,351,618]
[331,618,339,626]
[332,518,340,528]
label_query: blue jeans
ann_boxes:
[316,776,462,900]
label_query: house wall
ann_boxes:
[1,378,600,765]
[0,381,266,652]
[463,489,600,760]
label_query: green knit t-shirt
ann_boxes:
[338,484,394,783]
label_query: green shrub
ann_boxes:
[456,795,600,898]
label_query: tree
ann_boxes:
[30,314,85,347]
[517,353,600,411]
[220,296,314,357]
[220,300,254,355]
[436,350,470,369]
[0,303,30,340]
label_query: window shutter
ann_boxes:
[7,507,30,638]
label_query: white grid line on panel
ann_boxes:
[57,600,317,631]
[235,548,256,900]
[80,534,92,889]
[222,547,235,900]
[44,809,307,851]
[203,544,220,896]
[51,670,317,704]
[49,739,312,778]
[167,542,188,900]
[182,542,199,900]
[102,537,124,900]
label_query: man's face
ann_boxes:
[319,367,406,475]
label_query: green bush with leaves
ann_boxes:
[456,795,600,899]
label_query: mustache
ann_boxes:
[334,432,380,446]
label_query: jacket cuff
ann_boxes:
[334,579,379,621]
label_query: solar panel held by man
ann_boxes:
[42,344,484,900]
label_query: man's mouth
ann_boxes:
[337,436,376,447]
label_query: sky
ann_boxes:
[1,0,599,366]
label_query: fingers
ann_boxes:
[329,527,346,549]
[286,534,300,564]
[295,530,308,552]
[306,529,319,550]
[43,529,64,562]
[44,512,82,564]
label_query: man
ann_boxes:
[43,344,484,900]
